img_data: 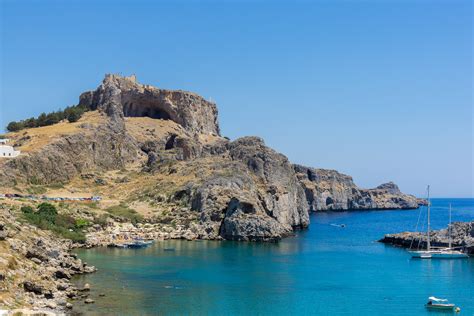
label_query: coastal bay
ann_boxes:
[73,198,474,315]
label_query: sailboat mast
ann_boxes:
[427,185,431,251]
[449,203,452,249]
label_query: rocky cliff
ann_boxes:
[294,165,419,211]
[79,74,220,136]
[379,221,474,255]
[1,74,417,243]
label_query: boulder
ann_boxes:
[0,224,6,241]
[23,281,44,295]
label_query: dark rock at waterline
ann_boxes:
[293,165,419,211]
[379,221,474,255]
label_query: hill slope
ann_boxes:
[0,74,419,242]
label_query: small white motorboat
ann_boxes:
[425,296,459,311]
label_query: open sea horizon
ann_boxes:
[73,198,474,315]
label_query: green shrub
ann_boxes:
[6,104,89,132]
[21,206,34,214]
[74,218,91,229]
[6,121,23,132]
[105,203,143,224]
[93,213,110,227]
[21,203,86,243]
[37,203,58,222]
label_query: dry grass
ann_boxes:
[1,114,234,219]
[125,116,189,142]
[4,111,106,153]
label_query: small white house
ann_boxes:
[0,139,20,158]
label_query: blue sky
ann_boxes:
[0,0,472,197]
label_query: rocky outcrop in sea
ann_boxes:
[294,165,419,211]
[379,221,474,255]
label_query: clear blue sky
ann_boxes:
[1,0,472,197]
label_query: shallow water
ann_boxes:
[74,198,474,315]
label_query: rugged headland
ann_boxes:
[379,221,474,255]
[0,74,422,313]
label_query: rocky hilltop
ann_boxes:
[379,221,474,255]
[79,74,220,135]
[1,74,418,243]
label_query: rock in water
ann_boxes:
[379,221,474,255]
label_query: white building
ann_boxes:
[0,139,20,158]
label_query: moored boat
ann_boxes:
[412,249,468,259]
[425,297,457,311]
[110,239,153,249]
[125,239,153,248]
[410,186,468,259]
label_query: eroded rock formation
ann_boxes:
[79,74,220,136]
[294,165,419,211]
[1,74,418,242]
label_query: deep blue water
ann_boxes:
[74,199,474,315]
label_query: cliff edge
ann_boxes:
[1,74,418,243]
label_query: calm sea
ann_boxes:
[73,198,474,315]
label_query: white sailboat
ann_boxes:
[410,186,468,259]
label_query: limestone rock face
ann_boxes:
[79,74,220,136]
[0,126,139,185]
[294,165,418,211]
[228,137,309,229]
[169,137,309,241]
[1,74,418,243]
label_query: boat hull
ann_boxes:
[425,304,455,310]
[411,251,468,259]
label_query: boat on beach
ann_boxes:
[410,186,468,259]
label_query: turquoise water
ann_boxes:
[74,199,474,315]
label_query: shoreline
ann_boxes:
[379,221,474,255]
[2,203,471,315]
